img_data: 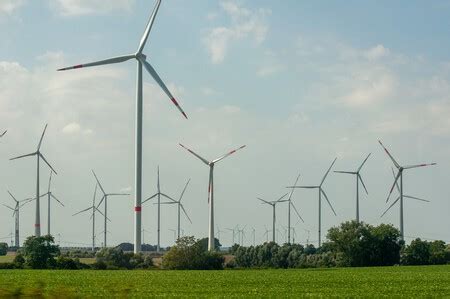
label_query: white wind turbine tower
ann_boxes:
[287,158,337,247]
[251,227,256,246]
[142,167,177,252]
[73,184,107,251]
[286,173,303,244]
[3,191,32,247]
[159,178,192,240]
[38,171,64,236]
[92,170,129,247]
[257,193,289,243]
[378,140,436,241]
[10,124,57,237]
[334,154,371,223]
[57,0,187,253]
[179,143,246,251]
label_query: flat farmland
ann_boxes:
[0,265,449,297]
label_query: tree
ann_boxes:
[429,240,449,265]
[0,243,7,256]
[162,236,224,270]
[22,235,60,269]
[196,237,222,252]
[401,238,431,265]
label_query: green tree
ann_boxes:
[196,237,222,252]
[401,238,431,265]
[429,241,449,265]
[0,243,7,256]
[22,235,60,269]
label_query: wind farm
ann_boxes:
[0,0,448,297]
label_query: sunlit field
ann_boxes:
[1,265,449,297]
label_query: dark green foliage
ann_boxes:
[13,254,25,269]
[56,256,89,270]
[402,239,450,265]
[22,235,60,269]
[162,236,224,270]
[326,221,401,267]
[196,237,222,252]
[62,250,95,258]
[0,243,7,256]
[93,247,154,270]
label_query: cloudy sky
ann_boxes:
[1,0,449,247]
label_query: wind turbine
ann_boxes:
[92,170,129,247]
[216,225,226,242]
[286,173,303,244]
[238,225,246,246]
[38,171,64,236]
[57,0,188,253]
[179,143,246,251]
[287,158,337,247]
[380,167,431,233]
[10,124,57,237]
[378,140,436,241]
[3,191,32,247]
[158,178,192,241]
[226,227,236,245]
[263,226,271,243]
[73,184,107,251]
[251,227,256,246]
[142,167,177,252]
[0,130,7,138]
[257,193,289,243]
[334,154,371,223]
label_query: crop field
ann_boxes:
[0,265,449,297]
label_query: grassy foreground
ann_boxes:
[0,265,449,297]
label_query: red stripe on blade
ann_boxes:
[74,64,83,69]
[171,98,180,106]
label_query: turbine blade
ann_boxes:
[387,171,402,203]
[142,193,158,204]
[378,140,400,169]
[179,144,209,165]
[2,204,14,211]
[404,195,430,203]
[179,179,190,202]
[48,171,53,193]
[107,193,130,196]
[39,153,57,175]
[159,201,177,205]
[276,193,289,202]
[320,158,337,186]
[57,54,134,71]
[321,189,337,216]
[333,171,355,175]
[380,197,400,218]
[257,197,271,205]
[212,145,246,164]
[50,194,64,207]
[357,153,371,172]
[7,191,18,203]
[140,58,188,119]
[391,167,401,193]
[208,167,213,203]
[403,163,437,170]
[161,193,177,202]
[72,207,91,216]
[137,0,162,53]
[96,195,106,209]
[10,152,36,161]
[92,184,98,206]
[358,174,369,195]
[92,170,106,196]
[181,204,193,224]
[291,202,304,223]
[287,173,301,201]
[287,186,319,189]
[0,130,7,137]
[37,124,48,151]
[95,206,106,219]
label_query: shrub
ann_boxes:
[22,235,60,269]
[0,243,8,256]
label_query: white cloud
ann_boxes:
[365,44,390,60]
[49,0,134,17]
[62,122,81,134]
[257,63,285,77]
[0,0,25,15]
[203,1,271,64]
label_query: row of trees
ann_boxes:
[232,221,450,268]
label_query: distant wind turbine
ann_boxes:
[179,143,246,251]
[334,154,371,223]
[159,178,192,240]
[73,184,107,251]
[257,193,289,243]
[92,170,129,247]
[142,167,176,252]
[3,191,32,247]
[10,124,57,237]
[39,171,64,236]
[378,140,436,241]
[286,173,303,244]
[57,0,187,253]
[287,158,337,247]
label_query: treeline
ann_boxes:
[231,221,450,268]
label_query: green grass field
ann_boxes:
[0,265,449,297]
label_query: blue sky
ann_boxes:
[0,0,449,247]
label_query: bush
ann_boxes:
[55,256,89,270]
[93,247,154,270]
[13,254,25,269]
[402,239,450,266]
[162,236,224,270]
